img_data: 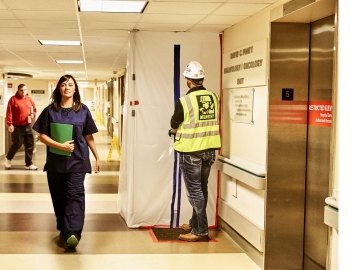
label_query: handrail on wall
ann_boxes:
[216,156,266,190]
[324,196,338,230]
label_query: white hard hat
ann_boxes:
[183,61,205,79]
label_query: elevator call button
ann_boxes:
[282,88,294,101]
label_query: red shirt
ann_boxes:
[6,92,37,126]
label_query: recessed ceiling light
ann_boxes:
[6,72,33,79]
[56,60,84,64]
[39,40,81,46]
[78,0,148,13]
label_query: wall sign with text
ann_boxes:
[229,88,255,124]
[269,100,332,127]
[308,100,332,127]
[223,39,267,89]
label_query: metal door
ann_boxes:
[266,15,334,270]
[304,15,335,270]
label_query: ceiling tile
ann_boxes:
[213,3,269,16]
[201,15,248,25]
[0,0,275,80]
[145,2,221,14]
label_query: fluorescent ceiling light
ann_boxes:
[78,0,148,13]
[39,40,81,46]
[56,60,84,64]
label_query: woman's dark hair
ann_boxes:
[51,74,82,112]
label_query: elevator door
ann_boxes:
[267,15,334,270]
[304,15,335,270]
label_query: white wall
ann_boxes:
[220,0,288,248]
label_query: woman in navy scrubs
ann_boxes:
[33,74,100,249]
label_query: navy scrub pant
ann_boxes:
[47,172,86,240]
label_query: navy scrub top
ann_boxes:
[33,104,98,173]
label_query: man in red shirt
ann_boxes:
[4,84,38,170]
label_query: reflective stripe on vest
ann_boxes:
[174,90,221,152]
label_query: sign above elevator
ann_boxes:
[223,39,267,89]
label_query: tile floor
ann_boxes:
[0,127,260,270]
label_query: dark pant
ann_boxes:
[6,125,34,166]
[47,172,86,240]
[179,150,215,236]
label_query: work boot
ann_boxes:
[180,224,192,232]
[178,233,208,242]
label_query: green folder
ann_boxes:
[49,123,73,156]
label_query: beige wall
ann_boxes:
[220,0,288,241]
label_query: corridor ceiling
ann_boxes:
[0,0,277,81]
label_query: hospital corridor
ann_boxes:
[0,0,347,269]
[0,128,260,270]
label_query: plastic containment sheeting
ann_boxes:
[118,31,221,228]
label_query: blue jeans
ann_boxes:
[179,150,215,236]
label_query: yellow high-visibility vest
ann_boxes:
[174,90,221,152]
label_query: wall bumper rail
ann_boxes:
[324,196,338,230]
[216,155,266,190]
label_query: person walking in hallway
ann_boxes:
[32,74,100,249]
[4,83,38,170]
[169,61,221,242]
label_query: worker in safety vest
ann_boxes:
[169,61,221,242]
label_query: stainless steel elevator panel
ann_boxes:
[266,23,310,270]
[266,16,334,270]
[304,15,334,270]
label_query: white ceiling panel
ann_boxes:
[1,44,42,53]
[201,15,248,25]
[2,0,75,10]
[81,29,129,38]
[80,21,137,30]
[0,28,28,34]
[0,38,39,46]
[0,0,276,80]
[31,47,83,55]
[213,3,269,15]
[13,10,78,20]
[135,23,193,32]
[49,52,84,59]
[190,24,233,32]
[21,20,78,29]
[140,14,205,24]
[0,50,25,63]
[145,2,222,14]
[29,29,80,37]
[15,53,57,64]
[0,20,23,28]
[0,9,15,19]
